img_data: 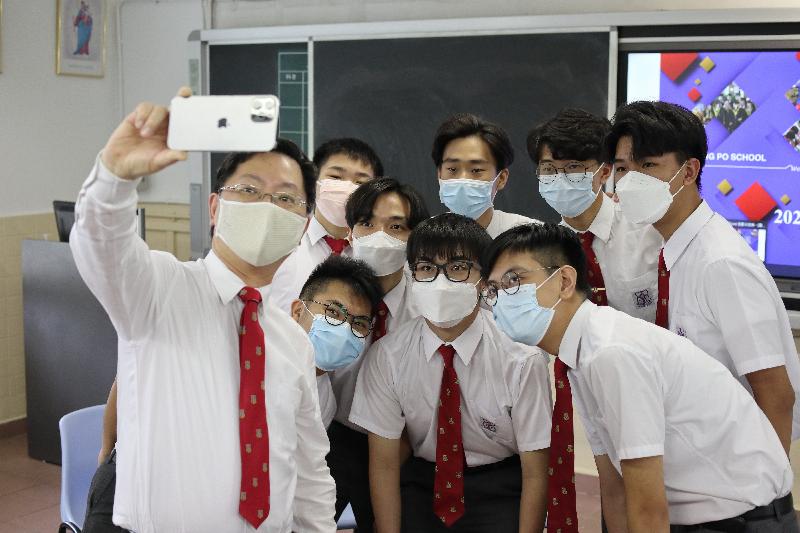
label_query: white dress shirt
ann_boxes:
[269,216,352,314]
[563,194,663,322]
[330,272,420,431]
[317,374,336,428]
[663,200,800,439]
[70,159,336,533]
[561,300,793,525]
[350,311,552,465]
[485,209,542,238]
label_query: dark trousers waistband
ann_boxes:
[670,494,794,532]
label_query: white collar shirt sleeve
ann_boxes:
[70,157,335,533]
[559,300,792,525]
[350,311,552,466]
[664,201,800,439]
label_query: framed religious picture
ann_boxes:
[56,0,106,77]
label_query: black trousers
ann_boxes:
[327,421,374,532]
[82,451,127,533]
[400,455,522,533]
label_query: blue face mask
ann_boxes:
[305,307,366,371]
[492,269,561,346]
[438,172,499,220]
[538,168,601,218]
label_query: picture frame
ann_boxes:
[56,0,106,77]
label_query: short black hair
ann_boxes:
[482,223,591,296]
[214,138,317,213]
[313,137,384,178]
[298,255,382,317]
[605,101,707,188]
[431,113,514,170]
[407,212,492,266]
[345,177,431,230]
[526,108,611,164]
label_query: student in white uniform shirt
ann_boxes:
[483,222,797,533]
[608,100,800,455]
[432,113,542,238]
[270,138,383,313]
[324,177,430,530]
[351,213,552,533]
[69,89,335,533]
[527,108,662,323]
[83,259,377,532]
[289,255,383,429]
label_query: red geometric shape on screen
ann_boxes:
[796,51,800,61]
[688,87,702,102]
[660,53,699,81]
[734,182,778,221]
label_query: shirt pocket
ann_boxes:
[475,404,515,446]
[607,270,658,322]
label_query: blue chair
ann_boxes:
[337,503,357,530]
[58,405,105,533]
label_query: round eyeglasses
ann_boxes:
[411,260,476,283]
[536,162,595,184]
[481,266,556,306]
[303,300,372,339]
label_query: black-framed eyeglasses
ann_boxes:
[481,266,556,306]
[219,184,307,211]
[303,300,372,339]
[411,260,476,283]
[536,162,596,184]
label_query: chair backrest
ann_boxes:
[59,405,105,528]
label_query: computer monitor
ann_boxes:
[53,200,75,243]
[622,48,800,286]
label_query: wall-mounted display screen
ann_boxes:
[626,50,800,279]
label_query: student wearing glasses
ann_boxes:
[350,213,552,533]
[527,108,662,323]
[482,222,796,533]
[322,178,430,531]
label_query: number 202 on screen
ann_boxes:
[774,209,800,225]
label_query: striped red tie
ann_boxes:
[372,300,389,343]
[237,287,270,527]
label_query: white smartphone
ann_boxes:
[167,95,280,152]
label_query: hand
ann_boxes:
[100,86,191,180]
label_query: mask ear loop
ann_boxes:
[668,161,688,198]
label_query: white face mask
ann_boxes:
[351,231,407,276]
[615,162,686,225]
[215,197,307,267]
[411,274,479,328]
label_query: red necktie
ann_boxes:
[656,249,669,329]
[578,232,607,306]
[546,358,578,532]
[434,344,465,527]
[323,235,349,255]
[372,300,389,343]
[237,287,270,528]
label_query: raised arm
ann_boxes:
[69,89,189,341]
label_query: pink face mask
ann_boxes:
[316,179,361,228]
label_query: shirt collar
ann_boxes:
[382,273,409,317]
[204,250,272,305]
[558,299,594,369]
[306,215,329,246]
[422,309,485,366]
[561,193,613,243]
[663,200,714,271]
